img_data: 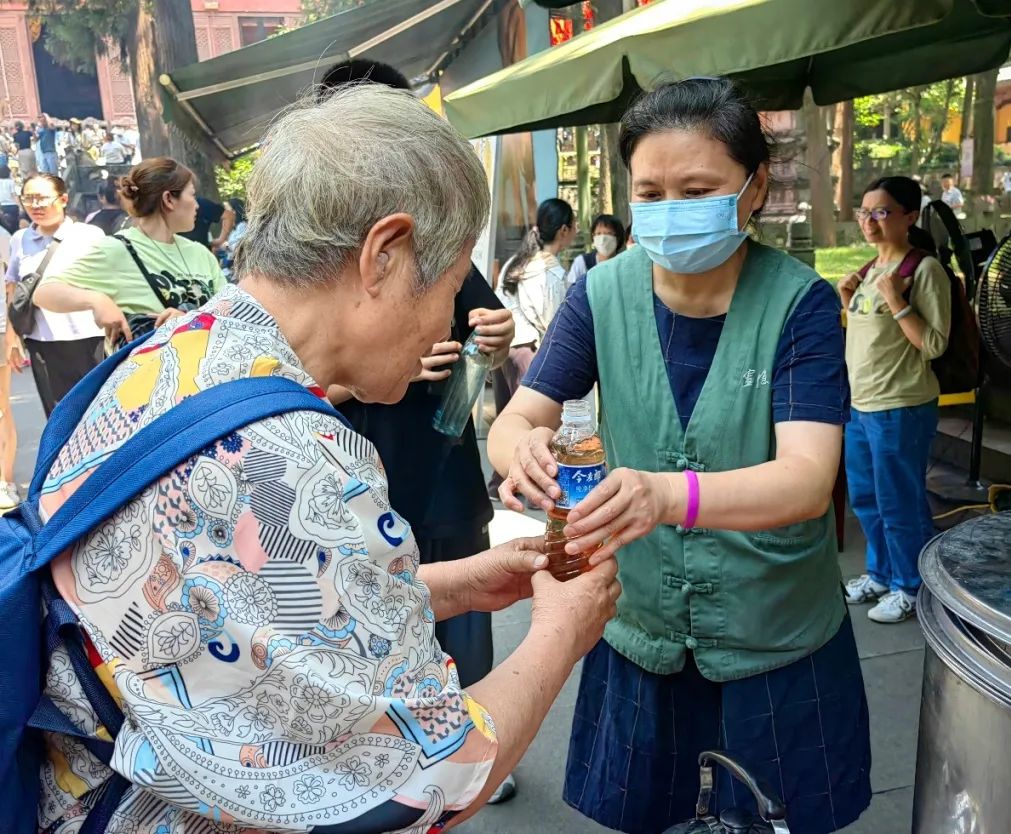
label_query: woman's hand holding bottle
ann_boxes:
[563,469,677,563]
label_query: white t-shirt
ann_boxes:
[495,251,566,347]
[941,186,964,208]
[0,177,17,205]
[100,140,127,164]
[6,220,105,341]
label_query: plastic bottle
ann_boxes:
[432,331,493,438]
[544,399,607,581]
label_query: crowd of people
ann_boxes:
[0,114,139,186]
[1,65,957,834]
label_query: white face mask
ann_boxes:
[592,233,618,257]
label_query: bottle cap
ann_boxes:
[562,399,592,425]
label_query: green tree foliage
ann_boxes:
[300,0,369,24]
[215,152,259,201]
[853,80,963,173]
[24,0,135,74]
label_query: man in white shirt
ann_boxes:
[1002,170,1011,194]
[941,173,964,212]
[99,132,128,164]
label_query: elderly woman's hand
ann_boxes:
[463,536,549,613]
[562,468,674,563]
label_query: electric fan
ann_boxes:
[977,233,1011,390]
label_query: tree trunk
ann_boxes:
[575,125,592,233]
[973,66,998,193]
[834,100,854,221]
[960,75,975,144]
[153,0,221,200]
[605,123,628,223]
[127,5,170,159]
[803,90,836,247]
[125,0,221,200]
[882,95,892,140]
[598,126,613,214]
[595,0,629,222]
[909,86,924,175]
[922,79,956,170]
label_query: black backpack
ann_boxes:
[857,248,979,394]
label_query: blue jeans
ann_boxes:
[845,403,937,594]
[40,151,58,175]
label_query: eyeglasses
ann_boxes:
[20,194,58,208]
[855,208,893,223]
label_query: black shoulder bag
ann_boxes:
[111,234,181,349]
[7,237,62,338]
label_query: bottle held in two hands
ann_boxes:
[544,399,607,581]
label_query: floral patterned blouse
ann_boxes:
[38,284,498,833]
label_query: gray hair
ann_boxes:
[235,84,489,290]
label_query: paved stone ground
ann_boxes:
[9,375,923,834]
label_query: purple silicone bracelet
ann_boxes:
[683,470,700,529]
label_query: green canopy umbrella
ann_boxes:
[444,0,1011,138]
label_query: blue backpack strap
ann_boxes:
[30,375,345,572]
[30,333,155,498]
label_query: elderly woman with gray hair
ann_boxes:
[34,85,619,832]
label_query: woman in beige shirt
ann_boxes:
[838,176,951,624]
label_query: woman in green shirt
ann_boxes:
[839,176,951,624]
[35,157,225,349]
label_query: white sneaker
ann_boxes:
[868,590,916,624]
[845,574,888,605]
[487,772,517,805]
[0,481,18,511]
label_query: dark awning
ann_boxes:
[162,0,503,161]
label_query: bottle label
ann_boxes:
[555,462,607,510]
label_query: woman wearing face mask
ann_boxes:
[488,78,871,833]
[566,213,625,285]
[838,177,950,624]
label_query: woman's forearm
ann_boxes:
[417,561,469,622]
[488,411,535,476]
[33,282,105,314]
[444,629,576,828]
[659,452,837,532]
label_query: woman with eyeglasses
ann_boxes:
[838,177,951,624]
[4,173,105,421]
[488,78,871,833]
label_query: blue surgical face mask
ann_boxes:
[630,174,755,274]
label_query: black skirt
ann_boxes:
[563,617,872,834]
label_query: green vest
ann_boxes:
[586,242,845,681]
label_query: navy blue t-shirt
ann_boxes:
[524,273,849,428]
[37,128,56,154]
